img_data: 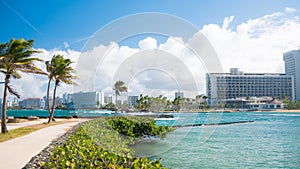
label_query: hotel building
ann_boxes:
[72,91,104,109]
[19,98,45,109]
[283,49,300,101]
[206,68,294,106]
[175,91,184,99]
[128,96,139,108]
[104,95,113,104]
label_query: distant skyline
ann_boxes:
[1,0,300,99]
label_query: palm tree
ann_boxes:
[0,38,44,133]
[46,54,76,123]
[113,80,127,115]
[172,96,182,112]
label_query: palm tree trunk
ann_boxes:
[114,90,117,117]
[46,78,51,115]
[1,75,9,133]
[48,81,58,123]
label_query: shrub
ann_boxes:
[43,116,173,168]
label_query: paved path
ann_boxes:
[0,121,80,169]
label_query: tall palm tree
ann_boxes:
[0,38,44,133]
[46,54,76,123]
[113,80,127,115]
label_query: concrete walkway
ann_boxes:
[0,121,80,169]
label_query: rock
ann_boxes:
[7,118,21,123]
[7,116,14,119]
[158,114,174,118]
[27,116,39,121]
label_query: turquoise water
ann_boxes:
[145,112,300,168]
[4,109,117,117]
[4,110,300,168]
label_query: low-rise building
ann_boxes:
[246,99,284,110]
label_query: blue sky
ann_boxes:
[1,0,299,51]
[1,0,300,99]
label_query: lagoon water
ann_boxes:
[4,110,300,168]
[5,109,115,117]
[143,112,300,168]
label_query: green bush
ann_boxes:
[106,116,174,138]
[43,116,173,168]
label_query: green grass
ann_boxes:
[0,127,38,142]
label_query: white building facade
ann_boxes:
[206,68,294,106]
[175,91,184,99]
[128,96,139,108]
[283,49,300,101]
[72,91,104,109]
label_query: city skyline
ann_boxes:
[0,1,300,99]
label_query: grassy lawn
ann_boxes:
[0,119,78,143]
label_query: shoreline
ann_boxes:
[2,109,300,121]
[159,109,300,113]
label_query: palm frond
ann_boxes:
[114,80,127,96]
[45,54,77,87]
[7,85,20,98]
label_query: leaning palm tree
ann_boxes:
[0,38,44,133]
[46,54,76,123]
[113,80,127,115]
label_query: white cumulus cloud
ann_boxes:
[222,16,235,30]
[138,37,158,50]
[285,7,296,13]
[2,9,300,101]
[200,10,300,73]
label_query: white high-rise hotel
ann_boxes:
[206,68,294,106]
[206,49,300,106]
[283,49,300,101]
[72,91,104,109]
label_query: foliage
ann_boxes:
[172,96,182,111]
[114,80,128,96]
[0,38,44,133]
[149,95,170,112]
[133,94,210,112]
[113,80,128,114]
[106,116,174,138]
[286,101,300,110]
[45,54,77,123]
[43,117,170,168]
[104,102,116,110]
[136,94,151,111]
[82,118,134,156]
[195,94,209,109]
